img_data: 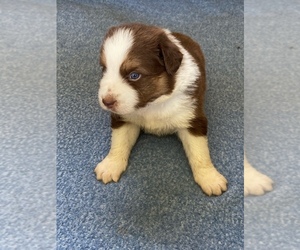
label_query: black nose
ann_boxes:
[102,96,117,108]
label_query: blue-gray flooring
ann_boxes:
[244,1,300,249]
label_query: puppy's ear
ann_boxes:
[158,33,183,75]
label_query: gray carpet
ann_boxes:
[57,1,243,249]
[0,0,56,249]
[244,1,300,249]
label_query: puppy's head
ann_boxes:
[98,23,183,115]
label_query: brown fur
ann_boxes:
[101,23,184,110]
[111,114,125,129]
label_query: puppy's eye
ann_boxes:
[128,72,141,81]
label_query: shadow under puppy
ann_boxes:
[95,23,227,196]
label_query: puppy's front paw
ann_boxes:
[94,157,127,184]
[194,167,228,196]
[244,165,273,196]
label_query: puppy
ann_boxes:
[244,154,273,196]
[95,23,227,196]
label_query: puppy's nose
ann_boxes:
[102,96,117,109]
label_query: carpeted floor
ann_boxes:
[56,1,243,249]
[0,1,56,249]
[244,1,300,249]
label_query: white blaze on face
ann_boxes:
[98,28,139,115]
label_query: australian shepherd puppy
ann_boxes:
[95,23,227,196]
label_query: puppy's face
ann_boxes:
[98,24,183,115]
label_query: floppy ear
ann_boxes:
[158,33,183,75]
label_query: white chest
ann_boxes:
[123,95,196,135]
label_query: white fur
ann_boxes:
[164,29,200,93]
[244,154,273,196]
[95,123,140,183]
[123,95,195,135]
[98,28,139,115]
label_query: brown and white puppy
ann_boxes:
[95,23,227,196]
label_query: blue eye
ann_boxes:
[129,72,141,81]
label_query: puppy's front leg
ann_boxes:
[95,122,140,183]
[178,129,227,196]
